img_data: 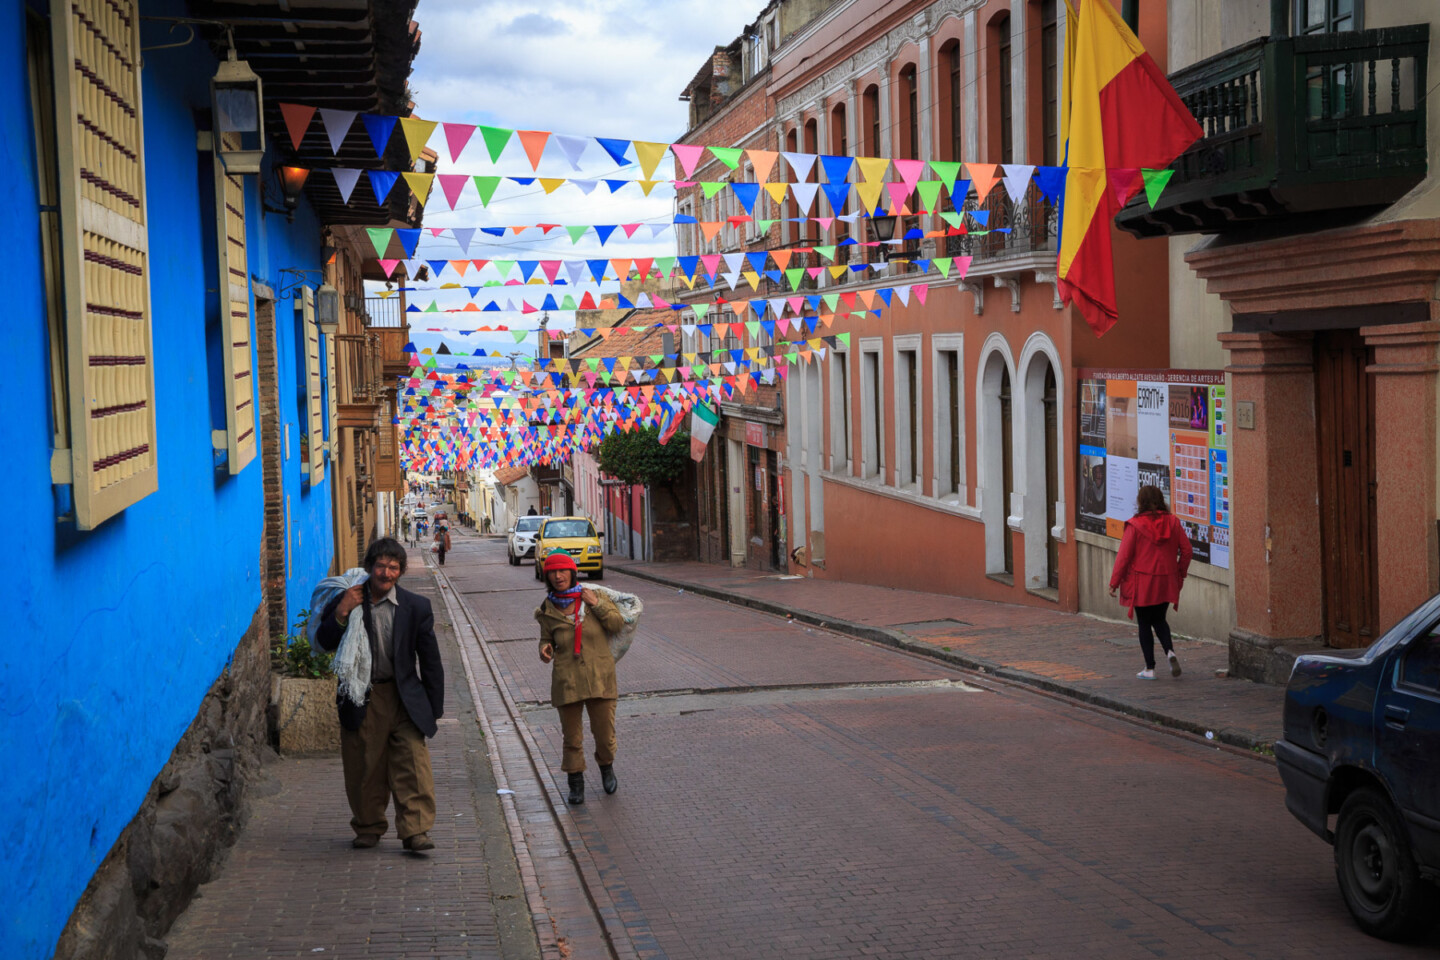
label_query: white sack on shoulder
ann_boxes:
[591,585,643,662]
[307,568,372,706]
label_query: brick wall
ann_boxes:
[255,299,287,647]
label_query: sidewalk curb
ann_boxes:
[610,564,1276,755]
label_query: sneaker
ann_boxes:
[1167,651,1182,678]
[1136,669,1155,680]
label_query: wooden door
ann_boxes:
[1314,329,1378,648]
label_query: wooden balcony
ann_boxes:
[335,332,382,429]
[366,296,412,383]
[1117,24,1428,238]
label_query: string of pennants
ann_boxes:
[399,282,931,324]
[274,102,1176,214]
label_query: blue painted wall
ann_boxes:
[3,2,335,956]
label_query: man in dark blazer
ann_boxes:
[316,537,445,852]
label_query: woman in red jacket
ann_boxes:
[1109,485,1193,679]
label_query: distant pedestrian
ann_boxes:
[434,523,451,566]
[1109,485,1193,680]
[535,551,623,805]
[315,538,445,852]
[400,513,412,547]
[527,505,538,516]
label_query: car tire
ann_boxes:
[588,568,604,581]
[1334,786,1435,940]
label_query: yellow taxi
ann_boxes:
[533,516,605,580]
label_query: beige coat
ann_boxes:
[535,593,624,707]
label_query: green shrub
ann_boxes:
[274,608,334,678]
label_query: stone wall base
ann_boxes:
[52,602,273,960]
[274,676,341,755]
[1227,628,1327,686]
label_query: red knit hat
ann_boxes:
[542,551,578,572]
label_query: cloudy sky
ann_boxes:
[393,0,761,357]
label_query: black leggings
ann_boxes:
[1135,603,1173,669]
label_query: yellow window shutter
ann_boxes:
[300,287,325,480]
[214,131,256,473]
[50,0,158,528]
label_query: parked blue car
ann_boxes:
[1276,593,1440,940]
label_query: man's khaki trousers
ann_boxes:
[557,697,617,773]
[341,681,435,840]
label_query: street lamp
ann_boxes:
[871,210,898,262]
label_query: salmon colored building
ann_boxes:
[765,0,1174,608]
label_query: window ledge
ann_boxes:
[1026,585,1060,603]
[986,571,1015,587]
[821,470,982,521]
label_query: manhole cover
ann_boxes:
[892,618,972,634]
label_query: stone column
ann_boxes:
[962,11,979,161]
[917,33,934,162]
[878,67,893,157]
[1010,0,1027,162]
[1217,331,1324,682]
[1362,319,1440,627]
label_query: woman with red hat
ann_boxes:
[536,550,625,805]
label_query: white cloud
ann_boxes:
[389,0,759,355]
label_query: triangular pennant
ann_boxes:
[366,227,394,259]
[554,134,590,170]
[820,155,855,185]
[789,181,819,214]
[399,117,438,161]
[855,181,885,213]
[821,181,850,215]
[782,151,817,181]
[916,180,943,213]
[1032,166,1067,204]
[596,137,632,166]
[539,178,566,194]
[317,108,355,154]
[763,182,789,205]
[279,102,315,151]
[856,156,890,183]
[709,146,743,171]
[442,122,476,162]
[437,173,469,209]
[472,176,502,206]
[892,158,926,193]
[633,141,669,180]
[966,163,1000,202]
[517,130,551,170]
[730,182,761,215]
[671,143,705,179]
[367,169,399,205]
[402,171,434,204]
[746,149,778,182]
[1111,167,1144,208]
[1001,163,1037,203]
[330,167,362,203]
[1141,168,1175,208]
[479,125,514,162]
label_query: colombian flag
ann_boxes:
[1057,0,1202,336]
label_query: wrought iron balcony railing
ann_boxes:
[1118,24,1427,238]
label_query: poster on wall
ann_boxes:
[1077,369,1229,569]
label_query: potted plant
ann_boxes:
[270,609,341,755]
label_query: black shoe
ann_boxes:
[567,772,585,805]
[600,764,617,795]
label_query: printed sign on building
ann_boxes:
[1077,369,1230,568]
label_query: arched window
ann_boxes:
[939,39,962,163]
[862,85,880,157]
[900,63,919,160]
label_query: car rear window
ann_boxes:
[515,517,542,532]
[543,519,593,538]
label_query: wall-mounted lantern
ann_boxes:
[211,49,265,174]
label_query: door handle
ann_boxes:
[1384,704,1410,728]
